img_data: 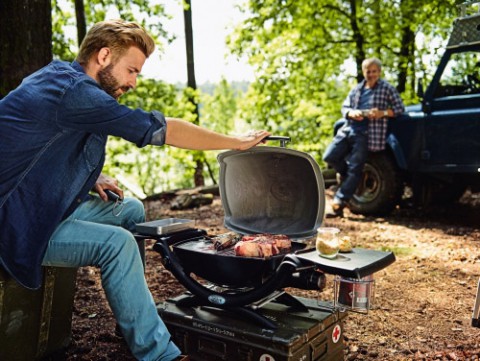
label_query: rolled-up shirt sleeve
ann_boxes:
[150,112,167,146]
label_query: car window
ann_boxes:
[436,51,480,97]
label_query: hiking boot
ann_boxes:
[325,202,345,218]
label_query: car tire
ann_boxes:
[348,152,403,216]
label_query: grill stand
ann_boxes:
[174,290,311,329]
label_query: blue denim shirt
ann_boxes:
[0,60,167,289]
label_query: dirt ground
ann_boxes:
[61,188,480,361]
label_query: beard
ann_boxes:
[97,64,128,99]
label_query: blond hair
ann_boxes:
[77,19,155,65]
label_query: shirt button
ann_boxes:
[76,198,82,203]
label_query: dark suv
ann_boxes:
[343,4,480,216]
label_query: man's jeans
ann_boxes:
[323,124,369,203]
[42,195,180,361]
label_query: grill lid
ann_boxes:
[217,146,325,238]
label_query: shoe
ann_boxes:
[173,356,190,361]
[325,202,345,218]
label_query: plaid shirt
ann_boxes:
[341,79,405,151]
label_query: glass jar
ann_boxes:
[316,227,340,259]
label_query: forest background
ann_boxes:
[0,0,468,198]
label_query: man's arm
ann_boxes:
[164,118,270,150]
[341,90,356,119]
[389,86,405,116]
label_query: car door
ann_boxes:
[424,49,480,171]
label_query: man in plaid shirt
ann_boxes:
[323,57,405,217]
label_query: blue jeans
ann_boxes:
[323,123,369,203]
[42,195,181,361]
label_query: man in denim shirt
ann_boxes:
[323,58,405,218]
[0,20,269,361]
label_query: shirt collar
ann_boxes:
[71,60,86,74]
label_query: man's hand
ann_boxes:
[93,173,124,202]
[369,108,388,120]
[348,109,365,121]
[235,130,271,150]
[350,108,387,121]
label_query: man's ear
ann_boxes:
[97,47,112,67]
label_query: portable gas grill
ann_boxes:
[136,137,396,360]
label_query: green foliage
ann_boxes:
[50,0,471,194]
[51,1,76,61]
[102,79,199,195]
[101,79,242,195]
[228,0,461,166]
[52,0,172,58]
[50,0,204,196]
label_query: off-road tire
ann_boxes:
[348,152,403,216]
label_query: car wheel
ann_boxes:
[349,152,403,216]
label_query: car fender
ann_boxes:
[386,133,407,170]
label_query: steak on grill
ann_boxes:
[234,234,292,258]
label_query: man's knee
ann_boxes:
[103,227,140,259]
[119,197,145,230]
[124,197,144,216]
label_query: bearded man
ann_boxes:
[0,20,269,361]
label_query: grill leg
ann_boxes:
[472,278,480,328]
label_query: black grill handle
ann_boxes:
[265,136,291,148]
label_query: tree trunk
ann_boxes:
[348,0,366,81]
[183,0,205,186]
[74,0,87,46]
[0,0,52,98]
[397,25,415,93]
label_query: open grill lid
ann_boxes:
[217,146,325,239]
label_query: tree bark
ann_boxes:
[0,0,52,98]
[183,0,205,186]
[397,25,415,93]
[348,0,366,81]
[74,0,87,46]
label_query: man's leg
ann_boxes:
[336,131,369,202]
[322,123,351,177]
[72,194,145,232]
[323,125,354,217]
[42,198,181,361]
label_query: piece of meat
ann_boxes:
[234,241,263,257]
[234,233,292,258]
[210,232,242,251]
